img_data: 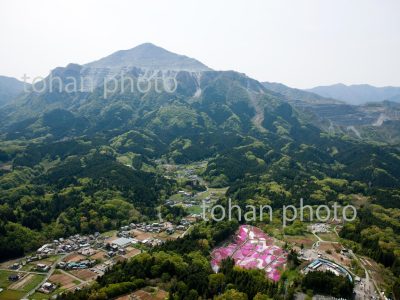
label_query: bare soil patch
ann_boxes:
[49,272,77,289]
[285,234,316,249]
[90,250,107,261]
[125,248,141,259]
[63,253,86,263]
[131,230,152,241]
[317,242,351,267]
[70,269,97,281]
[133,288,168,300]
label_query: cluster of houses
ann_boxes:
[57,259,96,270]
[117,219,195,238]
[37,233,103,255]
[8,260,50,273]
[118,222,170,236]
[108,236,164,256]
[30,219,199,271]
[7,216,201,286]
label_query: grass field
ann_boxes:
[317,232,339,242]
[29,291,51,300]
[19,274,45,292]
[20,264,33,271]
[0,270,17,289]
[169,193,186,201]
[187,205,203,214]
[100,230,117,238]
[284,233,318,249]
[0,289,26,300]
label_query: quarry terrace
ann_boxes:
[211,225,287,281]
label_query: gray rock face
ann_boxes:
[85,43,211,72]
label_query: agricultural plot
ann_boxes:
[133,288,168,300]
[89,250,107,262]
[124,248,141,259]
[8,273,45,292]
[49,272,79,290]
[211,225,287,281]
[63,253,86,263]
[69,269,97,281]
[29,290,59,300]
[317,232,339,242]
[0,270,17,289]
[0,289,26,300]
[284,233,317,249]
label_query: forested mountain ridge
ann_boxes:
[0,44,400,286]
[307,83,400,105]
[0,75,27,107]
[263,81,400,144]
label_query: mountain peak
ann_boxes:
[85,43,211,72]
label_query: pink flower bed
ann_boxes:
[210,225,287,281]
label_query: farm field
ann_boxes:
[63,253,86,263]
[0,289,26,300]
[284,233,318,249]
[8,273,45,292]
[69,269,96,281]
[317,232,340,242]
[89,250,107,262]
[0,270,17,289]
[133,288,168,300]
[124,248,141,259]
[115,287,169,300]
[29,291,58,300]
[49,271,80,290]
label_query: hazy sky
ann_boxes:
[1,0,399,89]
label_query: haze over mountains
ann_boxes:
[307,83,400,105]
[1,43,400,146]
[0,75,27,107]
[263,81,400,144]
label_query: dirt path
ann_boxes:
[312,231,323,242]
[22,253,68,299]
[353,252,383,300]
[9,274,33,290]
[59,269,84,284]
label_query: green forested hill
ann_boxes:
[1,45,400,281]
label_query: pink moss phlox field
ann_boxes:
[211,225,287,281]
